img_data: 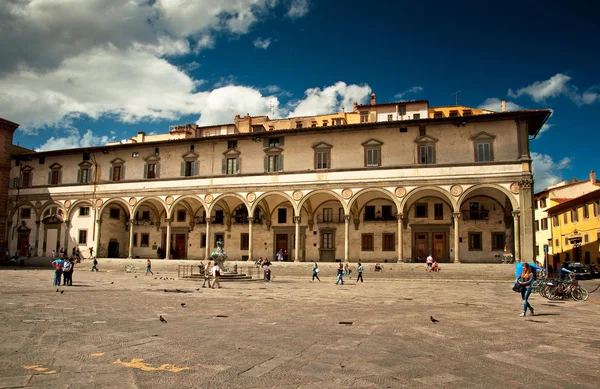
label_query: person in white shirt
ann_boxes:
[211,263,222,289]
[426,255,433,271]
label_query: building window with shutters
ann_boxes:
[180,150,199,177]
[382,233,395,251]
[20,208,31,219]
[226,158,237,174]
[78,230,88,245]
[18,166,34,188]
[415,134,437,165]
[264,142,283,173]
[144,154,160,179]
[79,207,90,217]
[469,232,483,251]
[47,163,63,185]
[108,158,125,182]
[362,138,383,167]
[492,233,505,251]
[240,233,249,250]
[222,148,241,175]
[77,161,92,184]
[312,142,332,170]
[361,234,374,251]
[471,132,495,162]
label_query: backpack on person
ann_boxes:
[63,261,72,272]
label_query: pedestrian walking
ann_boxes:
[516,263,534,317]
[88,247,94,259]
[62,258,72,285]
[202,261,212,288]
[357,262,364,282]
[146,259,153,275]
[211,262,222,289]
[283,249,288,262]
[51,249,56,259]
[335,262,344,285]
[91,257,98,272]
[311,262,320,282]
[426,254,433,271]
[277,249,283,262]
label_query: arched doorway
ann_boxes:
[131,197,168,259]
[166,196,206,259]
[207,194,249,261]
[97,199,131,258]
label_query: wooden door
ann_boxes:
[319,231,335,262]
[108,241,119,258]
[175,234,186,259]
[413,232,429,262]
[18,234,29,256]
[276,234,288,259]
[432,232,447,262]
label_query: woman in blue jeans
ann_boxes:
[516,263,534,317]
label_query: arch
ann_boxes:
[297,189,347,215]
[400,186,456,213]
[250,191,296,214]
[66,199,94,220]
[347,187,399,211]
[208,193,249,214]
[457,183,518,211]
[356,196,400,221]
[98,198,132,218]
[8,200,38,221]
[39,200,67,220]
[132,196,169,217]
[169,195,207,216]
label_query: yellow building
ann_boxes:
[428,106,495,118]
[547,187,600,268]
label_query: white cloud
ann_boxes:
[287,82,371,117]
[508,73,600,106]
[287,0,309,18]
[253,37,272,49]
[531,152,572,191]
[537,123,554,137]
[394,86,424,99]
[36,129,113,151]
[477,98,524,112]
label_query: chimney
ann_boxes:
[137,131,145,142]
[501,99,507,112]
[591,170,596,184]
[370,93,376,105]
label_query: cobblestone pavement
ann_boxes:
[0,268,599,389]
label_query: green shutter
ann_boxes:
[121,166,125,180]
[77,169,81,183]
[264,156,268,172]
[193,161,199,176]
[155,164,160,178]
[180,162,185,176]
[143,164,148,179]
[58,170,62,184]
[236,158,241,174]
[221,158,227,175]
[109,167,113,181]
[47,171,52,185]
[279,155,283,171]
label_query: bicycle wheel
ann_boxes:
[573,287,589,302]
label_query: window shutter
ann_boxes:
[221,158,227,174]
[264,156,268,172]
[155,164,160,178]
[109,166,113,181]
[193,161,199,176]
[279,155,283,171]
[279,137,284,147]
[18,175,23,187]
[236,158,241,174]
[47,171,52,185]
[143,164,148,179]
[375,149,380,166]
[263,138,269,148]
[180,162,185,176]
[427,146,433,164]
[77,169,81,183]
[28,174,33,187]
[121,166,125,180]
[58,170,62,184]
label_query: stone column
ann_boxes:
[397,213,403,263]
[518,178,534,263]
[34,220,40,256]
[344,214,351,262]
[165,218,172,260]
[247,217,254,263]
[63,220,70,254]
[128,219,134,259]
[453,212,461,263]
[513,211,521,263]
[205,219,211,260]
[294,216,301,262]
[94,219,102,258]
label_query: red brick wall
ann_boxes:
[0,119,19,256]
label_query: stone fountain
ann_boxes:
[210,239,230,272]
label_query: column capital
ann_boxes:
[518,178,533,189]
[452,212,461,219]
[512,211,520,218]
[165,218,172,223]
[343,214,351,222]
[96,219,102,224]
[396,213,403,219]
[205,218,211,225]
[247,216,254,224]
[293,216,301,224]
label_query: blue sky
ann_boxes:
[1,0,598,191]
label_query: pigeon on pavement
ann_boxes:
[160,315,167,323]
[181,303,186,307]
[60,290,64,294]
[430,316,439,323]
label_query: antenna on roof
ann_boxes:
[451,90,461,105]
[269,99,275,118]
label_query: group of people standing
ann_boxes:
[51,257,75,286]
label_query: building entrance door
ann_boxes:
[275,234,288,260]
[319,230,336,262]
[413,232,429,262]
[432,232,447,262]
[174,234,186,259]
[108,241,119,258]
[18,234,29,256]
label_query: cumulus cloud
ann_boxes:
[508,73,600,106]
[394,86,424,99]
[36,129,113,151]
[531,152,572,191]
[287,0,309,18]
[477,98,524,112]
[287,82,371,117]
[253,37,272,49]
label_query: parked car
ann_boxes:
[584,265,600,278]
[561,262,591,280]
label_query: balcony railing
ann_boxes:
[363,215,397,222]
[316,214,344,224]
[461,210,490,220]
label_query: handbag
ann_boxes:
[512,283,523,292]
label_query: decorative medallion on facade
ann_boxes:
[165,196,174,205]
[395,187,407,198]
[129,197,137,206]
[246,192,256,203]
[292,191,303,201]
[204,194,213,203]
[510,183,520,194]
[95,199,103,207]
[342,189,353,200]
[64,200,71,208]
[450,185,463,196]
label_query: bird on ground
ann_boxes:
[195,288,200,291]
[181,303,186,307]
[55,289,59,292]
[430,316,439,323]
[160,315,167,323]
[60,290,64,294]
[134,276,137,278]
[110,281,114,284]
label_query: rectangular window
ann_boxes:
[382,233,395,251]
[333,118,343,125]
[553,215,559,227]
[382,205,393,220]
[133,233,138,247]
[79,207,90,216]
[177,210,186,222]
[535,245,539,256]
[413,113,421,120]
[142,211,150,220]
[541,218,548,230]
[184,161,194,177]
[565,237,569,246]
[415,204,427,218]
[469,232,482,251]
[563,213,568,224]
[22,171,31,187]
[315,151,329,169]
[594,201,600,216]
[419,127,426,136]
[463,110,472,116]
[322,120,328,126]
[540,198,547,208]
[476,143,491,162]
[78,230,87,245]
[398,106,406,115]
[214,210,224,224]
[109,208,120,219]
[145,163,156,179]
[449,111,459,118]
[278,208,287,224]
[322,232,333,249]
[141,233,150,247]
[555,239,559,247]
[418,144,434,164]
[80,168,89,183]
[571,208,578,223]
[433,112,443,118]
[226,158,237,174]
[434,203,443,220]
[364,206,375,221]
[112,166,122,181]
[399,127,407,133]
[51,170,60,185]
[240,233,249,250]
[295,122,302,129]
[39,156,46,164]
[360,111,368,123]
[534,200,539,209]
[323,208,333,222]
[227,140,237,149]
[365,148,379,166]
[361,234,374,251]
[12,177,18,188]
[268,137,280,147]
[492,232,505,251]
[311,121,317,127]
[535,220,539,232]
[200,234,206,248]
[584,234,589,243]
[387,114,393,121]
[267,155,281,172]
[20,208,31,219]
[583,204,589,219]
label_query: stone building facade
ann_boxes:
[5,103,550,263]
[1,118,22,257]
